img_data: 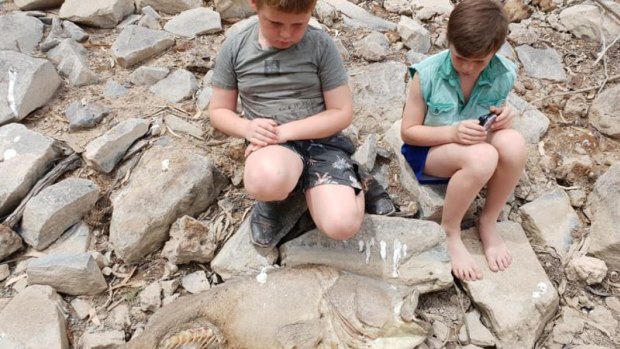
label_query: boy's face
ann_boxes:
[251,0,312,49]
[449,45,495,78]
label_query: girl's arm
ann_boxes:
[275,84,353,142]
[401,75,486,146]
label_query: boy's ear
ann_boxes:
[249,0,258,11]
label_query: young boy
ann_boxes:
[400,0,527,281]
[209,0,394,248]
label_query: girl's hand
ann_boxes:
[452,120,487,145]
[245,118,278,146]
[489,105,515,131]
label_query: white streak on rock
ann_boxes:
[7,68,18,116]
[380,240,387,261]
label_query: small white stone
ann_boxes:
[161,159,170,172]
[3,149,16,161]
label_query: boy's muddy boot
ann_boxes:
[354,162,396,216]
[250,192,308,248]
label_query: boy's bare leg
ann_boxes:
[478,129,527,272]
[425,143,499,281]
[306,185,364,241]
[244,145,304,201]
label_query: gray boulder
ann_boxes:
[0,285,69,349]
[588,162,620,271]
[354,31,389,62]
[461,222,559,349]
[589,84,620,139]
[162,216,218,264]
[281,215,452,294]
[0,13,44,53]
[136,0,202,15]
[149,69,199,103]
[515,45,566,82]
[20,178,100,250]
[27,253,107,295]
[0,123,59,217]
[83,118,150,173]
[129,66,170,85]
[507,93,550,144]
[164,7,222,37]
[214,0,254,19]
[0,50,62,125]
[59,0,135,28]
[560,3,620,44]
[349,61,407,133]
[0,224,23,261]
[47,39,99,87]
[397,15,431,53]
[64,101,112,131]
[109,146,227,263]
[111,25,175,67]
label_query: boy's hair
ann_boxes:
[447,0,508,58]
[255,0,317,13]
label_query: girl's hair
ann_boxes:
[255,0,317,13]
[447,0,509,57]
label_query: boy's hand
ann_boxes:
[245,143,265,157]
[489,105,514,131]
[245,118,278,146]
[452,120,487,145]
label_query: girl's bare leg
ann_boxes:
[478,129,527,272]
[425,143,499,281]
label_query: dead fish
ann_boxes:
[124,266,428,349]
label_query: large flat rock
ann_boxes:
[461,222,559,349]
[136,0,202,15]
[0,51,62,125]
[27,253,107,295]
[0,285,69,349]
[111,25,175,68]
[211,215,280,280]
[163,7,222,38]
[281,215,452,293]
[520,189,581,256]
[20,178,100,250]
[109,146,227,263]
[588,162,620,271]
[59,0,135,28]
[0,14,44,53]
[0,123,59,217]
[589,85,620,139]
[350,61,407,133]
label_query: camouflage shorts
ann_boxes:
[282,135,362,193]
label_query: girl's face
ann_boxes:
[449,45,495,78]
[251,1,311,49]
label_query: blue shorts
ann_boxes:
[401,144,450,185]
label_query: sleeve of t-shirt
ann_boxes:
[211,36,238,90]
[317,33,348,92]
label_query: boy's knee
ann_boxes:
[244,166,291,201]
[319,212,363,241]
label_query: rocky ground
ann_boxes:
[1,0,620,348]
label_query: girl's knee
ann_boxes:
[463,144,499,180]
[493,129,527,165]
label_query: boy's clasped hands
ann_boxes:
[244,118,287,156]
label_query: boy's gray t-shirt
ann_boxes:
[211,21,348,125]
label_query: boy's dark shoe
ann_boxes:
[354,162,396,216]
[250,193,307,248]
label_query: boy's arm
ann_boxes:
[401,75,486,146]
[209,87,278,146]
[276,84,353,142]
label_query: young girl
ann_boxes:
[400,0,527,281]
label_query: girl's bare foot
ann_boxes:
[445,230,483,281]
[477,219,512,272]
